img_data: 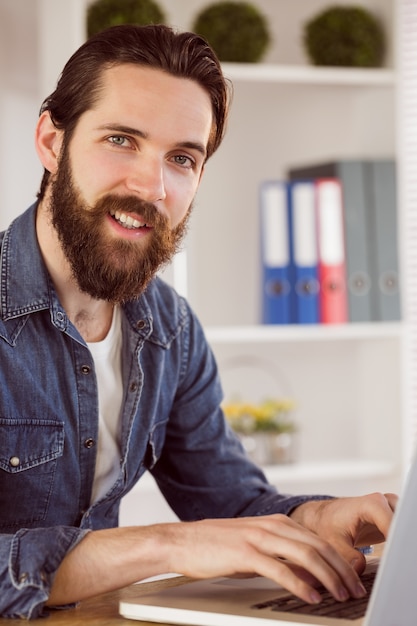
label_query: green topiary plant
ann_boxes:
[304,5,386,68]
[87,0,166,38]
[192,1,271,63]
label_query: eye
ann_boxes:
[107,135,132,148]
[172,154,195,169]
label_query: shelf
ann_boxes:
[263,459,396,485]
[206,322,403,344]
[221,63,396,87]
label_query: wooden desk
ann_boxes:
[0,577,188,626]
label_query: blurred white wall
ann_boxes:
[0,0,41,228]
[0,0,85,230]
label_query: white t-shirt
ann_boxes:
[87,305,123,504]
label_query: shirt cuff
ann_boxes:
[242,490,335,518]
[0,526,90,619]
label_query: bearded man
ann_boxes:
[0,24,396,620]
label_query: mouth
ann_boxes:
[109,209,149,230]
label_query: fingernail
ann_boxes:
[310,590,321,604]
[355,582,367,598]
[338,586,349,602]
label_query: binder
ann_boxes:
[288,181,319,324]
[366,160,401,321]
[289,161,373,322]
[260,181,293,324]
[315,179,348,324]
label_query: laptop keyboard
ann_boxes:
[251,569,376,621]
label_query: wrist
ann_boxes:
[289,499,333,533]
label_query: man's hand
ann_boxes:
[164,514,369,605]
[289,492,398,574]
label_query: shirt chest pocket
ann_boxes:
[0,419,64,529]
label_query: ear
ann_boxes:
[35,111,64,174]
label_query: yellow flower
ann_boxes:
[222,398,296,434]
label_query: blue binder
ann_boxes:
[260,181,293,324]
[288,181,320,324]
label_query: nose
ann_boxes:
[125,155,166,203]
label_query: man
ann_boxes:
[0,24,396,619]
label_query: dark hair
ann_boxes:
[38,24,231,199]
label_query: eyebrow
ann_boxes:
[97,123,207,158]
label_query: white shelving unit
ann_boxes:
[221,62,396,86]
[180,0,403,499]
[206,322,402,345]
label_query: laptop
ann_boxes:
[120,455,417,626]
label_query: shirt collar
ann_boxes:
[0,203,52,321]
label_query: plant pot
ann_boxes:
[239,431,296,465]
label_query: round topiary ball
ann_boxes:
[192,2,271,63]
[304,5,386,68]
[87,0,166,38]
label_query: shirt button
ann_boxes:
[136,319,146,330]
[9,456,20,467]
[19,573,28,584]
[129,382,138,392]
[81,365,91,374]
[84,438,95,449]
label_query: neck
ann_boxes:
[36,197,114,342]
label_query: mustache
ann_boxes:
[91,194,168,228]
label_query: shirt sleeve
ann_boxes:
[0,526,90,619]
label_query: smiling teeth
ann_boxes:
[110,209,146,229]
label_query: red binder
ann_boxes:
[315,178,348,324]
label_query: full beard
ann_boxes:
[48,149,191,304]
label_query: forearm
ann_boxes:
[47,524,175,606]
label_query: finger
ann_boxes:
[244,521,365,602]
[364,492,396,529]
[329,540,367,576]
[277,536,366,601]
[267,516,367,598]
[314,494,395,547]
[281,561,322,588]
[353,493,396,545]
[244,545,366,606]
[384,492,398,512]
[243,550,325,605]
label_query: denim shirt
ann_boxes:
[0,205,323,618]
